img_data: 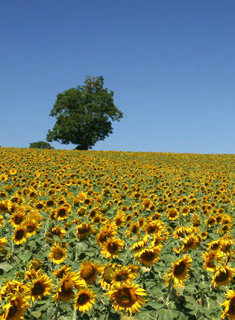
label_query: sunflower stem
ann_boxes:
[73,308,77,320]
[54,302,59,320]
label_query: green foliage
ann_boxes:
[46,76,123,150]
[29,141,54,149]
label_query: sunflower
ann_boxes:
[84,197,93,206]
[181,235,200,252]
[212,266,235,288]
[113,210,126,227]
[12,226,27,245]
[131,238,148,253]
[34,201,45,210]
[9,210,26,228]
[200,231,208,240]
[74,288,96,313]
[29,274,53,301]
[99,264,117,290]
[27,210,42,223]
[79,260,101,285]
[106,282,147,315]
[9,168,17,175]
[49,244,67,264]
[207,239,221,251]
[0,214,4,228]
[181,206,190,216]
[142,198,153,211]
[76,223,93,240]
[111,266,136,286]
[54,272,85,302]
[0,173,8,182]
[96,223,117,245]
[168,254,192,286]
[50,226,66,239]
[151,233,167,247]
[55,206,70,220]
[206,216,217,227]
[127,265,139,277]
[0,237,7,253]
[202,250,224,272]
[88,207,99,219]
[173,226,192,239]
[218,223,232,235]
[23,219,40,237]
[220,237,234,253]
[0,280,28,300]
[53,265,71,279]
[145,220,164,235]
[101,238,125,259]
[135,246,161,266]
[45,198,55,208]
[76,191,87,203]
[126,222,140,237]
[2,294,29,320]
[221,290,235,320]
[166,208,179,221]
[76,206,88,216]
[10,195,24,205]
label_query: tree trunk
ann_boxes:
[75,145,89,150]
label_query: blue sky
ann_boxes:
[1,0,234,153]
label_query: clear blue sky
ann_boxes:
[1,0,235,153]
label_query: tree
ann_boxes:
[46,76,123,150]
[29,141,54,149]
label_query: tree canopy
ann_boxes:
[46,76,123,150]
[29,141,54,149]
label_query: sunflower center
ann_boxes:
[57,270,66,279]
[184,239,194,249]
[62,280,73,292]
[115,273,128,282]
[141,251,155,261]
[229,298,235,313]
[215,270,229,283]
[7,302,19,317]
[169,210,177,217]
[77,293,90,305]
[27,224,36,233]
[131,225,138,234]
[207,257,215,268]
[81,265,96,280]
[115,218,122,226]
[32,281,45,296]
[107,242,118,253]
[78,226,90,234]
[15,229,25,240]
[58,209,66,217]
[15,216,23,224]
[211,243,220,250]
[47,200,54,207]
[103,267,114,283]
[174,262,185,275]
[147,226,156,234]
[54,250,64,260]
[116,288,135,307]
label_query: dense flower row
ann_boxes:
[0,148,234,319]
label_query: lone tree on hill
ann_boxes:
[30,141,54,149]
[46,76,123,150]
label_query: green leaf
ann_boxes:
[30,311,42,317]
[19,250,32,262]
[0,262,13,272]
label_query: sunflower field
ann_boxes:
[0,147,234,320]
